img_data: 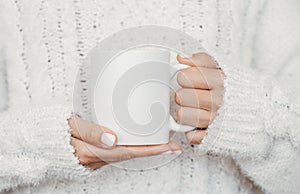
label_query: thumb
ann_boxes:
[68,114,118,149]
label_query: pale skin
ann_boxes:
[69,53,224,170]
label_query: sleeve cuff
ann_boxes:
[18,105,90,179]
[197,67,272,158]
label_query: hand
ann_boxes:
[68,114,181,170]
[175,53,224,144]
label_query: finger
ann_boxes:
[177,53,218,68]
[89,141,182,163]
[68,114,117,149]
[176,106,213,128]
[71,137,182,164]
[85,161,108,170]
[123,141,182,158]
[175,88,222,111]
[185,129,208,144]
[177,67,224,89]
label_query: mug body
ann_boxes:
[92,48,172,145]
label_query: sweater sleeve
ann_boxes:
[0,15,88,192]
[0,105,89,192]
[198,66,300,193]
[198,0,300,192]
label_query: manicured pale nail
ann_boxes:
[101,133,116,147]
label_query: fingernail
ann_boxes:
[101,133,116,147]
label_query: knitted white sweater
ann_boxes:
[0,0,300,193]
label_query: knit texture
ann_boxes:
[0,105,89,191]
[199,67,271,158]
[198,64,300,193]
[0,0,300,193]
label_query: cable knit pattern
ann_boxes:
[1,0,300,193]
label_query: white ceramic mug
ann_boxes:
[91,48,194,145]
